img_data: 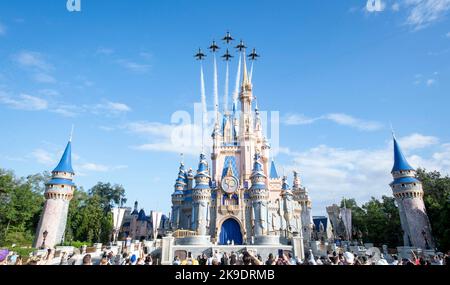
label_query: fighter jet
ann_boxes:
[208,41,220,53]
[248,48,260,60]
[222,31,234,44]
[222,49,233,61]
[194,48,206,60]
[235,40,247,52]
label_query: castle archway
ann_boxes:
[219,218,243,245]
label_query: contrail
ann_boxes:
[249,61,254,83]
[200,64,207,151]
[213,53,219,121]
[232,53,242,107]
[223,61,229,113]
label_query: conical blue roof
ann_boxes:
[137,209,146,221]
[282,176,290,191]
[53,141,74,174]
[392,136,414,173]
[270,160,279,179]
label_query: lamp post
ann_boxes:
[41,230,48,249]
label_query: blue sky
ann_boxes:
[0,0,449,216]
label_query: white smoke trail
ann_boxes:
[213,53,219,121]
[250,61,254,83]
[223,61,229,113]
[232,53,242,107]
[200,64,207,150]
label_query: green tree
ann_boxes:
[89,182,126,212]
[65,182,123,244]
[416,168,450,251]
[0,169,45,247]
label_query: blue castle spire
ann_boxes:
[53,140,74,174]
[392,135,414,173]
[281,176,290,191]
[194,153,211,190]
[270,160,279,179]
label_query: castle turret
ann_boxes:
[390,135,434,249]
[292,170,312,243]
[34,138,75,248]
[192,153,212,236]
[249,152,269,237]
[171,162,186,230]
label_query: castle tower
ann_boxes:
[292,170,313,243]
[192,153,212,236]
[171,162,186,230]
[239,57,256,182]
[281,176,301,234]
[249,152,269,238]
[34,138,75,248]
[390,135,434,249]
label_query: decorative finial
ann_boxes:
[180,153,184,164]
[390,122,396,139]
[69,124,74,142]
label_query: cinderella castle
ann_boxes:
[169,46,312,251]
[33,33,435,261]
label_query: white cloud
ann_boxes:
[13,51,52,71]
[280,133,450,215]
[282,113,383,131]
[324,113,383,131]
[117,59,150,73]
[77,163,128,172]
[366,0,386,12]
[0,22,6,35]
[426,78,436,86]
[51,105,78,117]
[405,0,450,29]
[398,133,439,149]
[392,2,401,11]
[31,149,55,166]
[96,47,115,55]
[0,92,48,111]
[33,73,56,83]
[13,51,58,84]
[283,114,320,125]
[446,31,450,37]
[87,101,132,115]
[125,121,209,156]
[39,89,60,97]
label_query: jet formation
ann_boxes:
[194,31,260,62]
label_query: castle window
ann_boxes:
[401,184,405,187]
[61,185,64,188]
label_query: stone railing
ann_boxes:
[172,229,197,238]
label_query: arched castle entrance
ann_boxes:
[219,218,243,245]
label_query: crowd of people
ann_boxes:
[172,249,450,266]
[1,247,449,266]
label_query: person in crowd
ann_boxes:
[99,257,109,265]
[287,252,296,265]
[0,249,9,265]
[242,250,261,265]
[59,252,69,265]
[199,253,207,265]
[265,253,275,265]
[82,254,92,265]
[172,256,181,265]
[230,251,237,265]
[221,252,230,265]
[145,255,153,265]
[343,252,355,265]
[181,252,199,265]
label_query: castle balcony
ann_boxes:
[218,205,241,215]
[172,229,197,239]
